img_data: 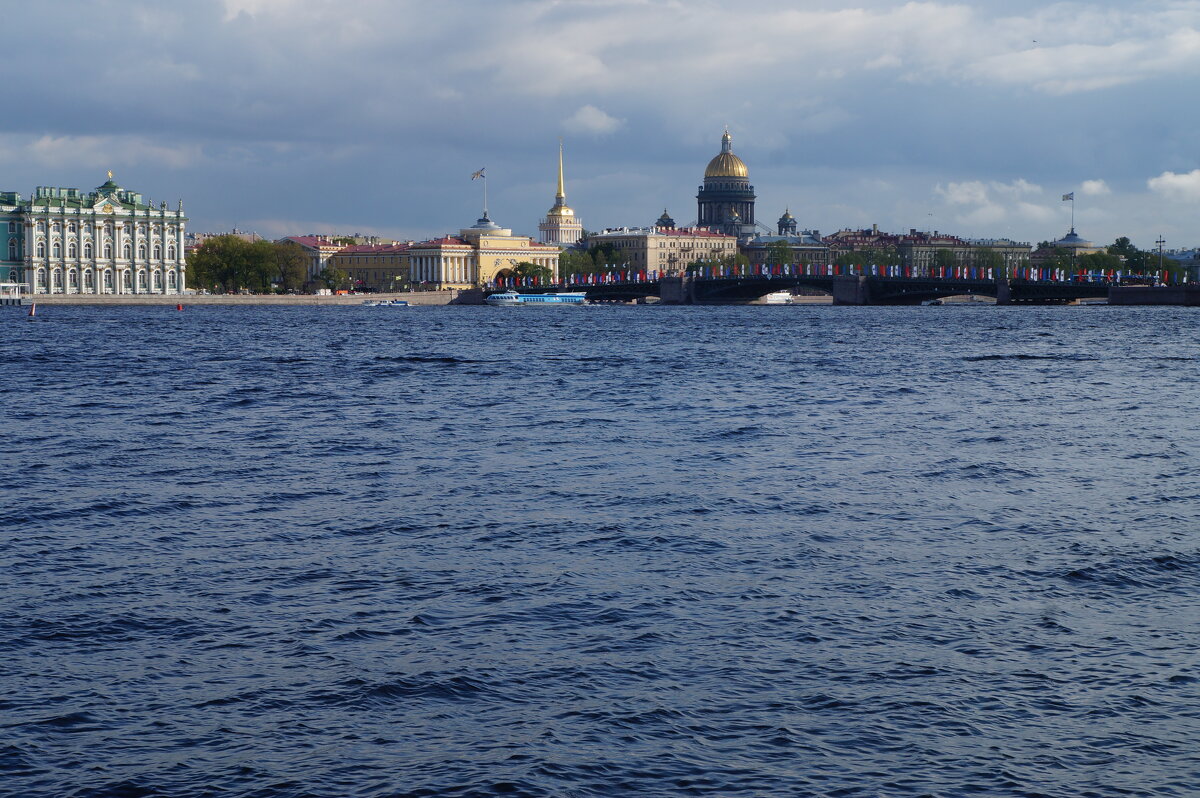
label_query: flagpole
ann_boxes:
[483,173,488,218]
[1071,194,1075,232]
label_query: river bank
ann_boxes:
[25,290,463,306]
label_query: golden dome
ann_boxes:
[704,129,748,178]
[546,203,575,218]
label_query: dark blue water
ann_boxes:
[3,304,1199,797]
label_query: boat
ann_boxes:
[0,282,29,306]
[763,290,793,305]
[485,290,588,307]
[362,299,409,307]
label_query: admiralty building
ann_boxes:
[0,174,187,295]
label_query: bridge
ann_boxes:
[485,272,1122,305]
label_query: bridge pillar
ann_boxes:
[995,280,1012,305]
[660,275,694,305]
[832,275,868,305]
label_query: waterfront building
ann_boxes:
[586,226,738,275]
[696,129,757,240]
[279,235,346,278]
[409,214,561,289]
[185,228,262,255]
[0,174,187,295]
[329,243,411,292]
[538,142,584,246]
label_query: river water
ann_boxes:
[2,304,1198,797]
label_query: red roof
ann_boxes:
[338,243,409,254]
[411,236,470,247]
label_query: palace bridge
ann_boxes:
[485,273,1128,305]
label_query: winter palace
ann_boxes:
[0,174,187,295]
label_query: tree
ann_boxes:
[273,241,310,291]
[974,247,1004,272]
[765,239,793,266]
[1079,252,1122,271]
[318,266,350,290]
[513,261,553,283]
[933,248,957,272]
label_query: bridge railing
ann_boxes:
[485,264,1183,290]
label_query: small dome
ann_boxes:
[779,208,795,222]
[546,203,575,218]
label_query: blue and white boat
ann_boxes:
[363,299,409,307]
[485,290,588,307]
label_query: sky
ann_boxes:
[2,0,1199,250]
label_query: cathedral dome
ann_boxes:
[704,130,748,178]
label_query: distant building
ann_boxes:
[0,174,187,295]
[186,228,262,254]
[329,243,411,292]
[538,142,584,246]
[586,226,738,274]
[697,129,757,240]
[409,214,560,289]
[1030,228,1105,265]
[825,225,1030,274]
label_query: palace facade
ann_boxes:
[0,175,187,295]
[586,226,738,274]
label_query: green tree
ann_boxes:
[273,241,310,291]
[1078,252,1122,271]
[513,261,553,283]
[933,248,957,272]
[974,247,1004,272]
[765,239,793,266]
[318,266,350,290]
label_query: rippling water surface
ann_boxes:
[3,304,1199,797]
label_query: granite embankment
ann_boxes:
[29,290,466,306]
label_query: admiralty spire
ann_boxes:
[539,140,584,246]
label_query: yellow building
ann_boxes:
[586,226,738,275]
[329,243,411,292]
[408,214,560,289]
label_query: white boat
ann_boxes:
[0,282,29,306]
[763,290,793,304]
[485,290,588,307]
[362,299,409,307]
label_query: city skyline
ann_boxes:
[1,0,1197,249]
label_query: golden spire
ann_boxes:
[556,138,566,201]
[107,170,113,180]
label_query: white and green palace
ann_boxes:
[0,174,187,295]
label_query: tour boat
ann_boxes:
[363,299,409,307]
[763,290,793,304]
[485,290,588,307]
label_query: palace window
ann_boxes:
[167,245,176,261]
[123,244,131,260]
[8,240,16,260]
[36,242,45,257]
[137,244,146,259]
[103,243,112,259]
[153,245,161,259]
[52,222,60,234]
[68,243,77,258]
[84,242,93,258]
[52,242,60,258]
[36,221,45,233]
[68,222,76,233]
[83,270,93,290]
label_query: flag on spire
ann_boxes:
[1062,192,1074,201]
[471,168,486,180]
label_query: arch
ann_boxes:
[167,245,176,261]
[153,244,161,260]
[137,244,146,260]
[7,240,16,260]
[103,243,112,259]
[36,241,45,258]
[52,242,61,258]
[84,242,93,258]
[123,243,132,260]
[68,242,77,258]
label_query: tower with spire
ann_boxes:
[539,140,584,246]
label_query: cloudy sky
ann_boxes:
[3,0,1198,249]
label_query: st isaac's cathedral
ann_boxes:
[696,129,758,240]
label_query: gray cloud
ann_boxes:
[0,0,1196,248]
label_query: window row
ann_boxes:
[30,241,178,259]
